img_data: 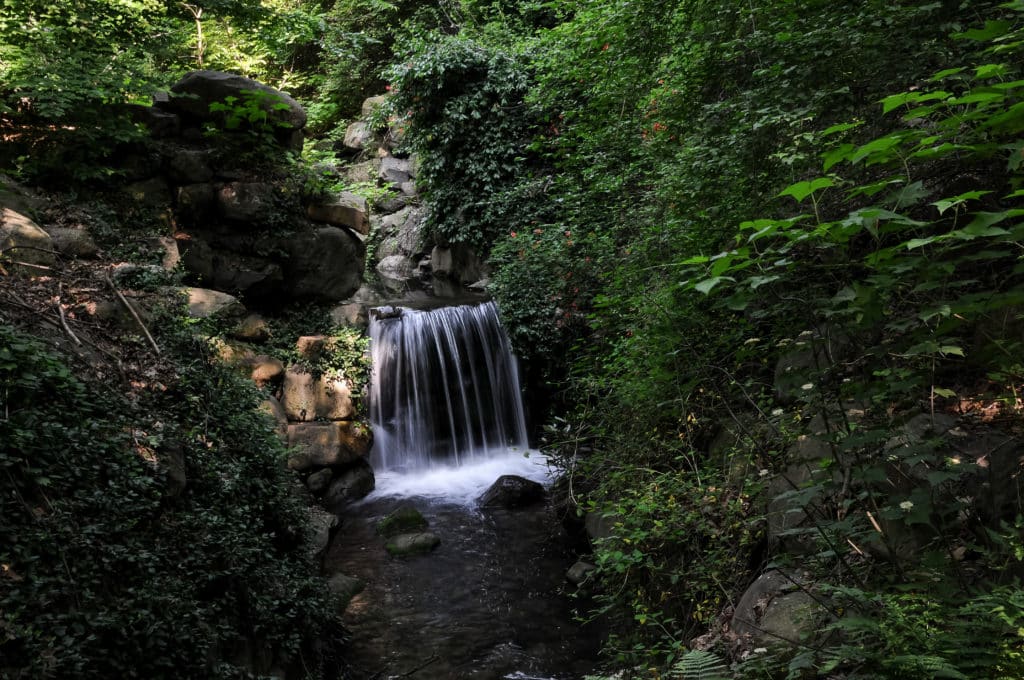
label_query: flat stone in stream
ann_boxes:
[377,505,428,537]
[385,532,441,557]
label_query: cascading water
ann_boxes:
[368,300,530,475]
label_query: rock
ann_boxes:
[247,356,285,388]
[307,191,369,235]
[258,396,289,442]
[307,505,340,561]
[399,181,418,196]
[168,149,214,184]
[124,177,172,206]
[44,227,98,259]
[376,254,416,280]
[165,70,307,130]
[378,156,412,187]
[584,511,618,545]
[378,206,427,259]
[129,103,180,138]
[295,335,328,361]
[345,159,381,185]
[478,475,546,509]
[566,561,596,586]
[361,95,388,117]
[0,207,55,273]
[281,366,356,422]
[184,287,246,318]
[323,459,375,507]
[175,183,218,226]
[146,236,181,271]
[431,244,483,284]
[217,182,280,224]
[385,532,441,557]
[372,192,408,214]
[306,468,334,495]
[326,573,364,611]
[71,297,150,331]
[343,121,375,151]
[961,428,1023,523]
[731,570,827,648]
[286,421,372,470]
[231,313,270,342]
[329,303,368,328]
[283,226,365,302]
[0,175,43,219]
[377,505,428,537]
[177,237,284,297]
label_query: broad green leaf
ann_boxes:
[748,275,779,290]
[820,121,862,137]
[933,190,993,215]
[975,63,1009,79]
[678,255,709,265]
[694,276,733,295]
[930,67,966,81]
[779,177,834,202]
[822,143,855,171]
[932,387,956,398]
[939,345,965,357]
[953,20,1012,42]
[850,134,903,164]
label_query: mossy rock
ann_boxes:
[376,505,428,537]
[385,532,440,557]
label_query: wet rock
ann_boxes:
[385,532,441,557]
[566,561,596,586]
[478,475,546,509]
[323,459,375,507]
[184,287,246,318]
[377,505,429,537]
[0,207,55,273]
[307,505,340,561]
[287,421,371,470]
[306,468,334,495]
[327,572,364,611]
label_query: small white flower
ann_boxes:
[771,408,784,416]
[801,383,814,391]
[743,337,761,345]
[759,469,770,477]
[899,500,914,511]
[754,647,768,654]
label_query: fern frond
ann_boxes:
[888,654,969,679]
[671,650,731,680]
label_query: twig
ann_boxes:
[4,260,52,272]
[55,285,81,346]
[394,654,439,678]
[103,272,160,354]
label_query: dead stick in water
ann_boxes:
[104,272,160,355]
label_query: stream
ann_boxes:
[324,457,601,680]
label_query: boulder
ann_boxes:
[217,182,280,224]
[175,183,218,226]
[326,573,364,611]
[323,459,375,507]
[584,511,618,545]
[45,227,98,259]
[0,208,55,273]
[247,356,285,388]
[306,468,334,495]
[286,421,372,471]
[71,297,150,331]
[377,505,428,537]
[329,303,368,329]
[184,287,246,318]
[431,244,483,284]
[343,121,374,151]
[178,237,284,297]
[345,159,381,185]
[385,532,441,557]
[295,335,328,361]
[372,192,408,215]
[158,439,188,498]
[281,366,356,422]
[731,570,828,648]
[378,156,412,187]
[165,70,307,130]
[231,313,270,342]
[478,475,546,509]
[376,255,416,281]
[566,561,596,586]
[146,236,181,271]
[283,226,365,302]
[124,177,172,206]
[129,103,180,138]
[361,95,388,118]
[167,149,214,184]
[378,206,427,259]
[307,506,340,561]
[306,191,369,235]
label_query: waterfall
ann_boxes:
[368,301,529,472]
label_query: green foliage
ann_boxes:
[386,35,536,251]
[0,316,340,677]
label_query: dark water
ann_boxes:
[325,490,600,680]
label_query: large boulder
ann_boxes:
[45,227,98,259]
[286,421,372,471]
[0,207,55,273]
[377,206,427,260]
[306,192,369,235]
[478,475,546,509]
[323,459,375,507]
[280,366,356,422]
[431,244,483,284]
[217,182,281,225]
[282,226,365,302]
[164,70,307,130]
[342,121,375,151]
[730,570,828,648]
[178,238,284,297]
[184,287,246,319]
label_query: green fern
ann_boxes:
[887,655,969,679]
[671,650,731,680]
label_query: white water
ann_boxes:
[368,301,531,477]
